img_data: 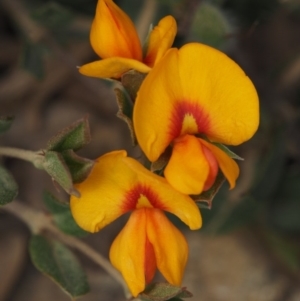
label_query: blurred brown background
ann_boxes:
[1,0,300,300]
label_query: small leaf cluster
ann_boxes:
[42,116,94,196]
[0,116,18,205]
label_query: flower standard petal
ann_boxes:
[146,209,189,286]
[90,0,142,60]
[134,43,259,163]
[144,16,177,67]
[109,209,147,297]
[176,43,259,145]
[79,57,151,79]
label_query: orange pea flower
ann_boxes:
[133,43,259,195]
[70,151,201,297]
[79,0,177,79]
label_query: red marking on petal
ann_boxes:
[144,235,156,284]
[169,101,210,140]
[121,184,167,211]
[202,143,219,191]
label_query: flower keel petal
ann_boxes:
[91,0,142,60]
[164,134,210,195]
[147,209,188,286]
[110,209,147,297]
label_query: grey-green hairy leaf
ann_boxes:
[192,172,225,209]
[20,40,46,79]
[140,283,192,301]
[0,165,18,205]
[29,235,89,298]
[61,150,94,183]
[47,117,91,152]
[42,151,79,197]
[114,87,136,144]
[0,115,14,134]
[121,70,146,101]
[43,191,87,237]
[213,143,244,160]
[189,3,232,49]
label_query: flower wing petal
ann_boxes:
[109,209,147,297]
[144,16,177,67]
[164,134,210,195]
[200,139,239,189]
[70,151,136,232]
[134,48,182,161]
[79,57,151,79]
[147,209,188,286]
[91,0,142,60]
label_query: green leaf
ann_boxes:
[43,191,88,237]
[20,39,46,79]
[114,87,136,144]
[0,165,18,205]
[215,196,258,234]
[61,150,94,183]
[47,117,91,152]
[0,115,14,134]
[192,172,225,209]
[213,143,244,160]
[42,151,79,197]
[189,3,232,49]
[31,2,73,31]
[151,147,172,174]
[140,283,192,301]
[265,231,300,273]
[271,173,300,232]
[251,131,286,201]
[121,70,146,101]
[29,235,89,298]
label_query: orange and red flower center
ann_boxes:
[169,101,211,140]
[122,184,167,211]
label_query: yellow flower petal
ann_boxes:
[176,43,259,145]
[90,0,142,60]
[134,43,259,161]
[200,139,239,189]
[134,48,181,161]
[70,150,201,233]
[147,209,188,286]
[109,209,147,297]
[123,153,202,230]
[70,151,130,232]
[144,16,177,67]
[79,57,151,79]
[164,135,210,195]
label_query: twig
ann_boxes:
[2,200,129,296]
[0,146,42,165]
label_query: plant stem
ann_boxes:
[0,146,44,168]
[2,200,130,297]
